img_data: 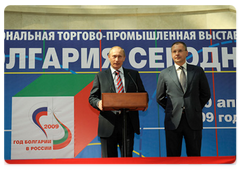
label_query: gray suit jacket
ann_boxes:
[156,64,211,130]
[89,67,148,137]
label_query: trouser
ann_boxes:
[100,113,134,157]
[165,112,202,157]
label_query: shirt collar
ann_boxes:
[110,66,124,74]
[175,62,187,70]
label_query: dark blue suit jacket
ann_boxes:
[89,67,148,137]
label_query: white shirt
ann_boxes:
[110,66,125,93]
[174,62,187,81]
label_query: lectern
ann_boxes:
[102,92,148,157]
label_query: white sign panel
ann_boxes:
[11,97,74,159]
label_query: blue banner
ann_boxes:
[4,29,236,159]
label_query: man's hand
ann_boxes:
[97,100,103,111]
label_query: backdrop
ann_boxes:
[4,29,236,160]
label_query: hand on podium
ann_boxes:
[97,100,103,111]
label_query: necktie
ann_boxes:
[116,70,124,93]
[179,66,186,91]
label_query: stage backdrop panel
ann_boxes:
[4,29,236,161]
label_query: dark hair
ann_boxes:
[171,42,187,51]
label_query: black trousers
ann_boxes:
[100,113,134,158]
[165,112,202,157]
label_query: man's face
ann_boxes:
[108,47,126,70]
[171,43,188,66]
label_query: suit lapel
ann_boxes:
[123,68,129,92]
[168,66,183,92]
[105,68,116,93]
[186,64,195,92]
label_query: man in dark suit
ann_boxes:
[89,46,148,157]
[156,42,211,157]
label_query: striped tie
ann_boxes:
[116,70,124,93]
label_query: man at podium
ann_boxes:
[89,46,148,157]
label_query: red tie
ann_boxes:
[116,70,124,93]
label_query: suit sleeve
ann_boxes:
[199,68,211,108]
[156,72,167,109]
[88,74,101,110]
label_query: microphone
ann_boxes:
[128,72,138,92]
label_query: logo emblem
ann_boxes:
[32,106,72,150]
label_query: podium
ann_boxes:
[102,92,148,157]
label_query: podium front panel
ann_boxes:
[102,92,148,111]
